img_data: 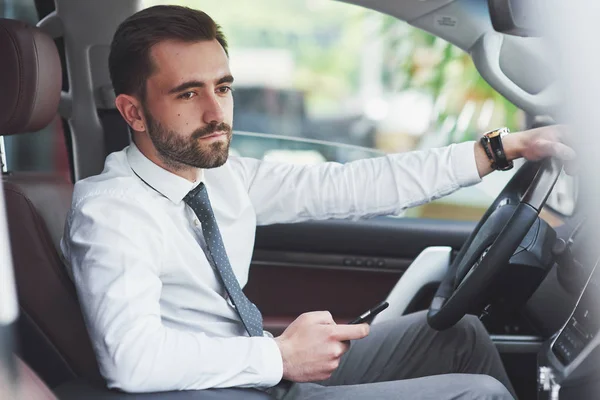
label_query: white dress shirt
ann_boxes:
[60,140,481,393]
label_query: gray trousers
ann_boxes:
[267,311,516,400]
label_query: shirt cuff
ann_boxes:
[254,336,284,388]
[451,141,482,187]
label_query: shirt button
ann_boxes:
[193,219,200,227]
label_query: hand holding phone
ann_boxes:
[348,301,389,325]
[275,311,369,382]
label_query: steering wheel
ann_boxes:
[427,158,563,331]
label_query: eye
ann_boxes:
[178,91,197,100]
[217,86,232,95]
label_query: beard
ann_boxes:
[142,104,232,170]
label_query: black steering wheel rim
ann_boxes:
[427,158,563,331]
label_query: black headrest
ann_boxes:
[0,18,62,136]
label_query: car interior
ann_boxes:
[0,0,599,399]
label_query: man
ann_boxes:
[61,5,574,400]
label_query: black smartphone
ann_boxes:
[348,301,389,325]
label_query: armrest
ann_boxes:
[53,379,276,400]
[373,246,452,324]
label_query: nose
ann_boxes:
[201,92,224,125]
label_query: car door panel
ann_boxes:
[245,217,476,334]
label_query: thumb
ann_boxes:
[552,142,576,161]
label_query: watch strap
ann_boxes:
[480,136,495,166]
[483,128,513,171]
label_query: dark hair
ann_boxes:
[108,5,228,99]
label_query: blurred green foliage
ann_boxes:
[143,0,524,146]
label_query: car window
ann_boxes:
[140,0,527,221]
[1,0,70,180]
[1,0,38,23]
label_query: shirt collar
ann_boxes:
[126,142,203,204]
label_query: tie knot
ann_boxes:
[184,182,206,205]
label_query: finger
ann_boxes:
[532,124,571,145]
[330,341,351,359]
[330,323,370,341]
[304,311,335,325]
[551,142,576,161]
[564,160,579,176]
[341,340,350,354]
[554,125,569,142]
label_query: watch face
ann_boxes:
[487,129,502,138]
[485,127,509,138]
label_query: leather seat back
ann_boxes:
[0,18,102,387]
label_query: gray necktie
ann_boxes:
[184,183,263,337]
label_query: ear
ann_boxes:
[115,94,146,132]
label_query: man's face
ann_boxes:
[141,39,234,170]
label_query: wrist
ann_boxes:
[502,131,525,161]
[274,336,291,379]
